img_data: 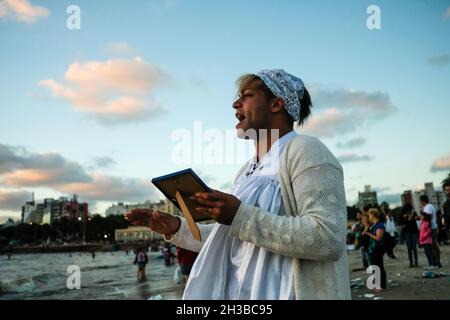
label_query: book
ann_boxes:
[151,168,211,241]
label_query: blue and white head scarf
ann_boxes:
[256,69,305,122]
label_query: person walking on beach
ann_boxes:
[363,208,386,291]
[420,195,441,268]
[176,246,199,285]
[384,210,398,259]
[127,69,350,299]
[162,243,172,266]
[134,247,148,281]
[419,212,437,270]
[401,204,419,268]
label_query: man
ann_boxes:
[127,69,350,299]
[442,176,450,244]
[419,195,441,268]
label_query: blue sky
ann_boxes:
[1,0,449,220]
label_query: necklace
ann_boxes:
[245,160,264,177]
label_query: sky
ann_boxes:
[1,0,449,221]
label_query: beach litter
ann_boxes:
[350,278,365,289]
[364,293,375,299]
[422,271,447,278]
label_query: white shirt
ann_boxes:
[385,216,397,236]
[423,203,437,230]
[182,131,297,299]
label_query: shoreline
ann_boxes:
[0,242,152,255]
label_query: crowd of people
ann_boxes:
[348,176,450,291]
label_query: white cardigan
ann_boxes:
[168,134,351,300]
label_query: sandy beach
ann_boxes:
[348,243,450,300]
[2,243,448,300]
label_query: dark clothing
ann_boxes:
[371,246,387,289]
[443,200,450,225]
[404,232,418,266]
[404,217,419,234]
[177,247,198,276]
[368,222,385,254]
[423,244,436,267]
[431,229,441,267]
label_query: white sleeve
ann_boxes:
[164,217,215,253]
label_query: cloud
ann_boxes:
[39,57,169,125]
[58,173,155,202]
[0,143,91,186]
[378,193,401,205]
[373,187,392,194]
[336,137,366,149]
[300,88,396,138]
[150,0,178,16]
[103,42,138,57]
[0,189,32,211]
[298,108,354,137]
[430,154,450,172]
[0,0,49,23]
[427,54,450,67]
[337,153,374,163]
[91,156,116,169]
[0,143,158,205]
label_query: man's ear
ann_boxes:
[270,98,285,113]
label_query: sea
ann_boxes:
[0,251,184,300]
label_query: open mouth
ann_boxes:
[235,113,246,127]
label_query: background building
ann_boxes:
[21,194,88,224]
[358,185,378,211]
[115,226,162,242]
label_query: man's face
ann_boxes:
[445,186,450,199]
[232,80,271,139]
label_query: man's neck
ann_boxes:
[254,127,293,162]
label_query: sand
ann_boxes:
[348,243,450,300]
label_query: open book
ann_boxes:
[151,169,211,241]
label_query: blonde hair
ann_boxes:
[368,208,381,220]
[235,74,276,101]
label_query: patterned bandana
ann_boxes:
[256,69,305,121]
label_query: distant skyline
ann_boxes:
[1,0,450,220]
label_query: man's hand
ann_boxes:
[125,209,180,237]
[190,189,241,225]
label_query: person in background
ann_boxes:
[363,208,386,291]
[162,243,172,266]
[420,195,441,268]
[401,204,419,268]
[384,210,398,259]
[442,175,450,244]
[419,212,437,270]
[351,207,370,272]
[176,246,199,285]
[359,212,372,268]
[134,247,148,281]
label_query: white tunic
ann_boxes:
[183,131,297,300]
